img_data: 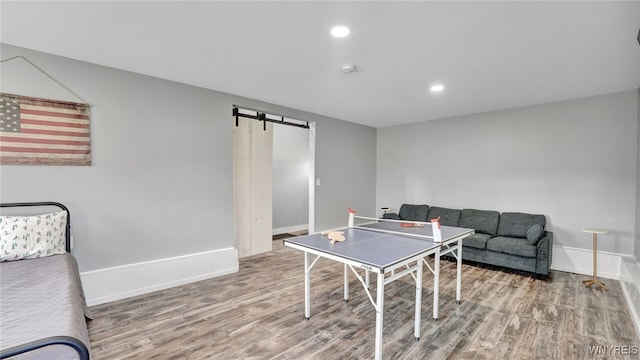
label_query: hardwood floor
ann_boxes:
[88,240,640,359]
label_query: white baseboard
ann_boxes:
[81,247,238,306]
[550,244,621,280]
[620,256,640,340]
[272,224,307,235]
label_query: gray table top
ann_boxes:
[284,222,474,271]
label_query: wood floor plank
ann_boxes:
[88,241,640,359]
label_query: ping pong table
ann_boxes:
[283,210,474,360]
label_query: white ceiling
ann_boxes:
[1,1,639,128]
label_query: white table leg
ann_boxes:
[433,248,441,321]
[456,240,462,304]
[414,258,423,340]
[374,271,385,360]
[304,252,311,320]
[366,269,371,289]
[344,263,349,302]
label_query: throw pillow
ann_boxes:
[0,216,31,261]
[526,223,544,245]
[0,211,67,262]
[30,211,67,258]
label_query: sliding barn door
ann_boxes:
[233,118,273,258]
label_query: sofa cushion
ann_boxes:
[459,209,500,236]
[382,213,401,220]
[497,212,546,238]
[398,204,429,222]
[462,233,493,249]
[526,224,545,245]
[427,206,461,227]
[486,236,537,258]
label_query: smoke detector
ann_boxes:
[341,64,356,73]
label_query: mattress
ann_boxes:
[0,254,91,359]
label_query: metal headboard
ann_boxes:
[0,202,72,252]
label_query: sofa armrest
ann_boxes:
[382,213,401,220]
[535,231,553,277]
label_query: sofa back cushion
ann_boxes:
[398,204,429,222]
[459,209,500,236]
[427,206,461,227]
[498,212,546,238]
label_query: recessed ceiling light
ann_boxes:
[430,84,444,92]
[331,26,350,38]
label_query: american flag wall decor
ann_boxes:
[0,93,91,166]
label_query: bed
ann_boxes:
[0,202,92,360]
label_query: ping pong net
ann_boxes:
[347,208,443,242]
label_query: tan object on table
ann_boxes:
[322,231,345,244]
[582,228,608,291]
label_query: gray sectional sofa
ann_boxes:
[383,204,553,278]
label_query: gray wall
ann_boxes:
[0,43,377,271]
[272,125,309,231]
[315,117,378,230]
[377,90,638,255]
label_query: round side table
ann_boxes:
[582,228,608,291]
